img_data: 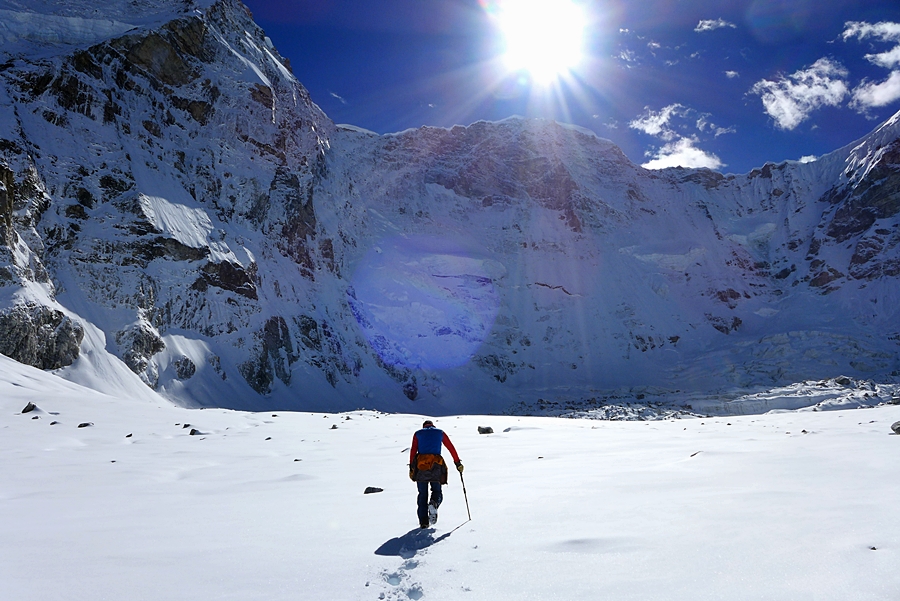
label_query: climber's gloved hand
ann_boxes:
[455,461,464,474]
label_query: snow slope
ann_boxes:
[2,355,899,600]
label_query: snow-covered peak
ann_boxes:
[0,0,224,57]
[0,9,135,51]
[839,107,900,184]
[0,0,213,25]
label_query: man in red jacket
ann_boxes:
[409,420,463,528]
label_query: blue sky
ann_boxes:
[242,0,900,174]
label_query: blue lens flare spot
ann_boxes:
[348,235,503,371]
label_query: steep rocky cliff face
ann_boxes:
[0,0,336,405]
[315,117,900,412]
[0,0,897,413]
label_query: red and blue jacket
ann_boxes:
[410,425,460,465]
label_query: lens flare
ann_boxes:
[349,236,502,371]
[493,0,587,85]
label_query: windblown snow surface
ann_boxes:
[2,354,899,600]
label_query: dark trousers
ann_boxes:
[417,481,442,524]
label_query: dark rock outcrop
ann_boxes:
[239,316,298,394]
[115,322,165,384]
[173,356,196,380]
[705,314,742,335]
[827,142,900,242]
[0,305,83,369]
[193,260,258,300]
[0,165,14,249]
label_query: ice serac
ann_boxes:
[0,0,897,414]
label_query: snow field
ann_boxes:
[1,355,899,600]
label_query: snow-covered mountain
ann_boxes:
[0,0,897,414]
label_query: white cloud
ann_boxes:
[842,21,900,110]
[592,115,619,129]
[798,155,818,163]
[749,58,849,130]
[725,70,739,79]
[863,45,900,69]
[631,105,729,170]
[841,21,900,43]
[629,104,684,140]
[697,115,735,137]
[695,19,736,33]
[851,70,900,108]
[329,91,348,105]
[618,49,637,64]
[632,105,733,140]
[641,137,724,170]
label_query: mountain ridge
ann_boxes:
[0,0,897,414]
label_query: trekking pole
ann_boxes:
[459,471,471,521]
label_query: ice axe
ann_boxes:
[459,470,471,521]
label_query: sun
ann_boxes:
[496,0,586,85]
